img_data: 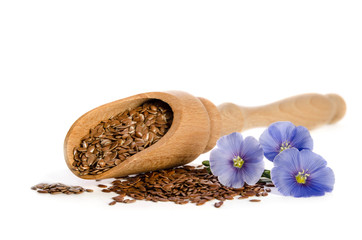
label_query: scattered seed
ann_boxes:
[238,196,249,199]
[37,190,48,193]
[32,183,90,195]
[102,165,269,207]
[214,201,224,208]
[112,195,125,202]
[245,190,256,196]
[31,167,270,206]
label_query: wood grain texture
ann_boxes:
[217,93,346,136]
[198,97,221,153]
[64,91,346,179]
[64,91,210,179]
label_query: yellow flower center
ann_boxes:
[280,141,291,152]
[295,170,310,184]
[233,156,244,168]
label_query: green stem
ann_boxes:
[261,169,271,179]
[202,160,210,166]
[258,169,272,183]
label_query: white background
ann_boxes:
[1,1,361,239]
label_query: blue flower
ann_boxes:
[271,148,335,197]
[209,132,264,188]
[259,121,313,161]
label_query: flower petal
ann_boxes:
[289,183,313,197]
[273,148,301,174]
[290,126,313,150]
[240,136,264,163]
[308,166,335,193]
[259,129,280,161]
[268,121,296,145]
[298,150,327,174]
[216,132,244,157]
[271,166,296,196]
[259,122,296,161]
[241,161,265,185]
[218,169,245,188]
[271,148,335,197]
[209,148,234,176]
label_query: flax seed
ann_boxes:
[73,100,173,176]
[214,201,224,208]
[104,165,270,207]
[32,183,90,195]
[37,190,48,193]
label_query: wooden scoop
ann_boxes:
[64,91,346,179]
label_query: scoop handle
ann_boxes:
[217,93,346,136]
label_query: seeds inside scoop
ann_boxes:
[72,100,173,176]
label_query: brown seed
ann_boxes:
[135,131,143,138]
[109,142,118,151]
[72,100,173,176]
[214,201,224,208]
[162,183,173,192]
[109,201,117,206]
[115,159,122,165]
[97,159,105,167]
[150,105,158,111]
[130,141,136,149]
[196,200,207,206]
[50,191,61,195]
[32,182,91,195]
[113,195,125,202]
[86,189,94,192]
[101,165,269,207]
[87,154,97,166]
[149,125,158,133]
[37,190,49,193]
[245,190,256,196]
[97,184,107,188]
[87,145,95,153]
[249,199,261,202]
[238,196,249,199]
